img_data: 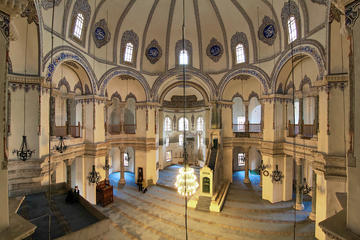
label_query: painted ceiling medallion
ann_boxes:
[258,16,277,46]
[206,38,223,62]
[145,39,162,64]
[92,19,111,48]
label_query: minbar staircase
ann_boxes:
[196,196,211,212]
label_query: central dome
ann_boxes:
[86,0,282,74]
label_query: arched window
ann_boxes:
[124,153,129,167]
[166,151,172,162]
[236,44,246,64]
[165,136,169,147]
[179,134,184,146]
[124,42,134,62]
[238,153,245,166]
[231,32,249,66]
[232,97,246,132]
[178,117,189,131]
[69,0,91,46]
[164,117,172,131]
[73,13,84,39]
[179,50,188,65]
[120,30,139,66]
[197,117,204,131]
[248,97,261,124]
[287,16,297,43]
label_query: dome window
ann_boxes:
[287,16,297,43]
[164,117,172,131]
[179,134,184,146]
[236,44,246,64]
[124,42,134,62]
[197,117,204,131]
[178,117,189,131]
[73,13,84,39]
[179,50,188,65]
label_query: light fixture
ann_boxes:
[13,136,34,161]
[55,136,67,153]
[175,164,199,197]
[13,19,34,161]
[257,160,269,176]
[270,164,284,183]
[103,156,111,171]
[301,177,312,195]
[174,0,199,200]
[88,165,101,184]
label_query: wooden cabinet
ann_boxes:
[96,180,113,207]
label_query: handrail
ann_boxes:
[232,123,262,133]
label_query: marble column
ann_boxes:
[295,158,304,210]
[119,147,126,185]
[66,161,71,190]
[309,171,317,220]
[244,149,250,184]
[105,153,110,180]
[299,98,304,135]
[66,98,71,136]
[245,102,249,132]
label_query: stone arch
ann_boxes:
[158,81,210,105]
[98,66,151,101]
[43,46,97,94]
[271,40,326,92]
[218,65,271,99]
[151,68,218,101]
[58,77,71,93]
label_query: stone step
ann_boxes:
[196,196,211,212]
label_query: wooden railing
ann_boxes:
[54,125,67,137]
[288,120,316,138]
[302,124,316,138]
[108,123,136,134]
[123,124,136,134]
[69,122,81,138]
[54,121,81,138]
[232,123,262,133]
[288,123,300,137]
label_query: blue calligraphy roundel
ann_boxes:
[263,24,275,39]
[147,47,159,58]
[95,27,106,40]
[210,45,221,56]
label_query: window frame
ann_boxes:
[124,42,134,63]
[179,49,189,65]
[179,134,184,146]
[73,13,84,39]
[164,117,172,132]
[235,44,246,64]
[178,117,189,131]
[287,16,297,43]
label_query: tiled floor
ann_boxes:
[94,170,315,240]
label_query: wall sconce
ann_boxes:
[270,164,284,183]
[88,165,101,184]
[103,157,111,171]
[257,160,269,176]
[301,177,312,195]
[13,136,35,161]
[55,136,67,153]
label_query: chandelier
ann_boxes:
[103,157,111,171]
[55,136,67,153]
[13,136,35,161]
[88,165,101,184]
[13,17,34,161]
[175,165,199,197]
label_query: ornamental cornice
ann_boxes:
[7,74,44,84]
[0,0,27,16]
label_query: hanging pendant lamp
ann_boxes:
[13,18,34,161]
[88,165,101,184]
[175,0,198,198]
[55,136,67,153]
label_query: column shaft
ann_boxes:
[244,150,250,184]
[119,148,126,185]
[295,160,304,210]
[309,171,317,220]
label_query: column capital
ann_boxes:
[295,158,303,165]
[0,0,27,17]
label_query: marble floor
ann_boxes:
[94,170,315,240]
